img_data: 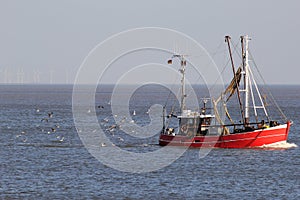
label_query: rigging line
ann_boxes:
[165,83,181,115]
[248,66,270,121]
[185,40,225,88]
[187,40,226,58]
[208,49,228,57]
[248,68,273,120]
[232,40,243,60]
[209,41,241,92]
[210,40,227,57]
[188,50,227,58]
[248,50,288,121]
[183,40,227,100]
[164,69,181,107]
[181,40,233,110]
[168,88,181,121]
[162,75,180,128]
[208,56,230,91]
[173,86,182,113]
[248,50,287,121]
[164,87,180,129]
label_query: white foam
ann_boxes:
[260,141,298,149]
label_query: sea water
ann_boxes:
[0,84,299,199]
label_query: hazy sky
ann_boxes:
[0,0,299,84]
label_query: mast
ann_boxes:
[241,35,271,124]
[162,106,166,131]
[225,36,245,125]
[241,35,250,124]
[180,55,186,113]
[168,54,187,113]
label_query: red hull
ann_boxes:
[159,121,291,148]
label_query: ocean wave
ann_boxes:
[259,141,298,149]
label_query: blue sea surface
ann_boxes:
[0,84,299,199]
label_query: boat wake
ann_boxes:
[259,141,298,149]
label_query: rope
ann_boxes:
[248,50,288,121]
[182,40,229,103]
[209,40,241,92]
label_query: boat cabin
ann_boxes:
[177,110,214,136]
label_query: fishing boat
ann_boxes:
[159,35,292,148]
